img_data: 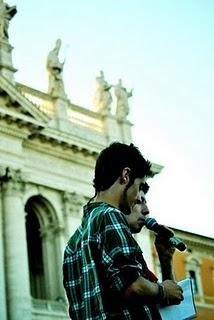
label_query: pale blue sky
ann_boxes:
[8,0,214,237]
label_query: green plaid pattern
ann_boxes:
[63,202,161,319]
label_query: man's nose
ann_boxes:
[142,204,149,216]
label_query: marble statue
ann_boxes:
[114,79,133,120]
[46,38,66,98]
[93,70,112,114]
[0,0,17,40]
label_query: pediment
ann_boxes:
[0,75,50,126]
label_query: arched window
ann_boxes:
[25,195,64,301]
[189,270,198,294]
[185,257,203,299]
[26,207,46,299]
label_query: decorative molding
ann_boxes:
[0,104,46,129]
[0,119,32,139]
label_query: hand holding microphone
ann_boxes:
[144,217,186,252]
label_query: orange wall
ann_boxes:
[201,258,214,296]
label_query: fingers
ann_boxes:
[161,280,184,306]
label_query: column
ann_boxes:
[2,168,32,320]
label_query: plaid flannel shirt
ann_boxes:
[63,202,161,320]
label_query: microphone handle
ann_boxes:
[168,236,186,251]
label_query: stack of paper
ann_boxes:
[158,278,197,320]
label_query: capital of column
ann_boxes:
[40,222,64,240]
[63,191,85,218]
[0,167,25,196]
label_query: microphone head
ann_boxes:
[144,217,174,238]
[145,218,186,251]
[169,236,187,251]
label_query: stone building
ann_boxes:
[0,2,161,319]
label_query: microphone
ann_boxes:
[144,217,187,252]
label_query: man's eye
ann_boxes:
[141,198,147,204]
[135,199,142,205]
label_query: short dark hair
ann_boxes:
[141,182,150,194]
[93,142,152,192]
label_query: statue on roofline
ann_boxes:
[46,38,67,98]
[93,70,112,115]
[0,0,17,40]
[114,79,133,121]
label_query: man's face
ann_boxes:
[125,190,149,233]
[119,178,145,216]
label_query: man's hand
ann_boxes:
[155,234,175,263]
[155,233,176,280]
[160,280,184,305]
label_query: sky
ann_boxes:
[7,0,214,238]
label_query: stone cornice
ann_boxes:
[184,238,214,252]
[0,75,49,122]
[25,126,106,158]
[150,163,164,176]
[0,121,29,139]
[23,139,97,167]
[171,229,214,251]
[0,105,46,129]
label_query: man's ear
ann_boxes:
[120,167,131,184]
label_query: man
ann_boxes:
[63,142,183,319]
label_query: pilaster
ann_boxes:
[102,113,121,143]
[52,97,71,132]
[0,167,7,320]
[63,191,85,240]
[118,119,133,144]
[1,167,32,320]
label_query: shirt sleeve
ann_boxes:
[100,208,143,294]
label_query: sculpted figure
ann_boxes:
[93,70,112,114]
[114,79,133,120]
[46,39,66,98]
[0,0,17,39]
